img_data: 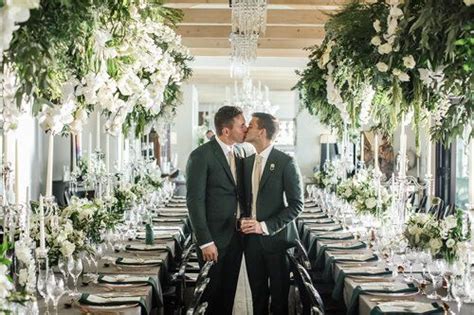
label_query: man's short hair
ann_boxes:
[214,106,243,136]
[252,112,280,141]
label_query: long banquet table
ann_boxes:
[298,202,474,315]
[37,203,190,315]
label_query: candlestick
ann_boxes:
[426,118,432,177]
[72,135,77,172]
[88,132,93,170]
[117,133,122,172]
[45,133,54,197]
[39,195,46,253]
[469,139,474,209]
[15,139,19,206]
[25,186,30,239]
[374,133,379,172]
[105,134,110,173]
[96,112,101,151]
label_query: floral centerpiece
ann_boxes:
[113,184,138,214]
[403,210,471,262]
[336,169,391,216]
[62,196,121,244]
[313,161,342,191]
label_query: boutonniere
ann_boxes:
[270,163,275,171]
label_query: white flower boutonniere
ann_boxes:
[270,163,275,171]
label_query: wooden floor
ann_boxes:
[233,255,253,315]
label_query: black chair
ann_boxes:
[416,195,427,212]
[186,262,215,315]
[295,239,312,271]
[288,253,325,315]
[443,204,456,218]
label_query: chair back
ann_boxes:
[186,278,211,315]
[295,239,312,271]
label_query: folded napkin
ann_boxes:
[322,253,378,282]
[304,218,335,224]
[136,230,179,241]
[300,212,326,218]
[98,275,163,307]
[309,224,343,232]
[347,283,418,315]
[126,244,171,252]
[314,231,354,240]
[157,212,188,217]
[314,241,366,269]
[166,203,187,208]
[152,218,184,223]
[79,293,148,315]
[370,301,444,315]
[332,266,391,300]
[116,257,163,266]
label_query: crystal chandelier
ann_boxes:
[231,0,267,36]
[225,76,278,120]
[229,0,268,78]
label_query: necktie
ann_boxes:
[251,155,263,218]
[227,150,237,183]
[228,150,241,217]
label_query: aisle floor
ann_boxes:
[233,255,253,315]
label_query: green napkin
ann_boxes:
[309,225,343,232]
[314,231,354,240]
[331,266,391,300]
[314,241,366,269]
[347,283,418,315]
[370,301,444,315]
[126,243,171,254]
[79,293,148,315]
[322,253,378,282]
[116,257,163,266]
[98,275,163,307]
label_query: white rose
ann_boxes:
[402,55,416,69]
[444,216,457,230]
[365,198,377,209]
[387,18,398,36]
[371,36,382,46]
[60,240,76,258]
[446,238,456,248]
[389,6,404,18]
[378,43,392,54]
[464,0,474,5]
[376,62,389,72]
[373,19,381,32]
[392,68,402,76]
[398,72,410,82]
[429,238,442,252]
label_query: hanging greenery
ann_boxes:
[295,0,473,145]
[1,0,192,137]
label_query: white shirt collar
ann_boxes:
[257,144,273,161]
[215,135,234,156]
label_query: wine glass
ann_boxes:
[67,256,83,295]
[452,274,468,312]
[404,247,418,282]
[57,257,69,290]
[427,259,445,299]
[37,268,51,313]
[46,274,65,315]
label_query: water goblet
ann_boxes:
[57,257,69,290]
[46,274,65,315]
[37,268,51,313]
[67,256,83,295]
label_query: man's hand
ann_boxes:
[241,219,263,234]
[201,244,219,262]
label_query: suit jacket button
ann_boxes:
[233,212,237,216]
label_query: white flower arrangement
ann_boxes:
[14,239,36,294]
[403,210,471,262]
[0,0,40,60]
[0,64,29,132]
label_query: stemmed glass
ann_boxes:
[404,247,418,282]
[37,267,51,313]
[442,261,457,302]
[46,274,65,315]
[91,243,105,276]
[452,274,468,312]
[426,259,445,299]
[67,256,83,295]
[57,257,69,290]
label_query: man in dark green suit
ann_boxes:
[186,106,248,314]
[241,112,304,315]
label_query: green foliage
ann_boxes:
[294,0,473,144]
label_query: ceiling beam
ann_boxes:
[165,0,348,10]
[179,8,331,26]
[183,37,322,49]
[177,25,325,39]
[189,47,309,57]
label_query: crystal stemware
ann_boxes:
[37,268,51,313]
[67,256,83,295]
[46,274,65,315]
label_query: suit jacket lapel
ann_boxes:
[211,139,236,185]
[258,148,276,192]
